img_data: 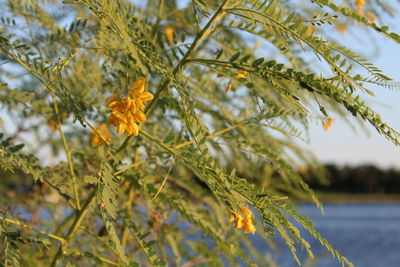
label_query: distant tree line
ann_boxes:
[302,164,400,194]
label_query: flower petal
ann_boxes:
[130,77,146,93]
[117,123,126,134]
[134,110,146,122]
[140,92,154,102]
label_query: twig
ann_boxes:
[52,97,81,211]
[174,122,244,149]
[50,187,97,267]
[152,159,175,201]
[0,216,66,244]
[113,158,149,176]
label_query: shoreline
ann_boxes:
[313,193,400,203]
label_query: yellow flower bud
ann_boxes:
[236,70,247,79]
[166,27,174,41]
[355,0,366,11]
[323,118,334,132]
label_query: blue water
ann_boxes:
[9,202,400,266]
[267,202,400,267]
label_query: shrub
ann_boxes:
[0,0,399,266]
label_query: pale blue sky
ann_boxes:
[305,10,400,168]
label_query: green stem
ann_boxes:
[49,188,97,267]
[113,159,148,175]
[52,98,81,211]
[174,122,244,149]
[141,121,243,154]
[0,216,66,244]
[152,159,175,201]
[140,130,177,155]
[73,251,118,266]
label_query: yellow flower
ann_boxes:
[228,213,235,223]
[323,117,334,131]
[107,78,153,136]
[240,207,251,216]
[129,78,154,110]
[90,123,112,146]
[108,98,141,136]
[240,207,256,234]
[229,207,256,234]
[165,27,174,41]
[305,25,313,35]
[236,70,247,79]
[355,0,365,10]
[242,215,256,234]
[335,23,347,35]
[234,212,244,230]
[298,166,309,175]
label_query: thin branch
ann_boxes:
[174,122,244,149]
[50,187,97,267]
[52,97,81,211]
[152,159,175,201]
[114,157,155,176]
[0,216,66,244]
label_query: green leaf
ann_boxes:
[252,57,264,67]
[9,144,24,153]
[84,175,99,184]
[119,211,166,267]
[229,52,241,62]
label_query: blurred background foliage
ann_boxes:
[0,0,399,266]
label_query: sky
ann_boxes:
[305,9,400,168]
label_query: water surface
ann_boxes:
[270,202,400,267]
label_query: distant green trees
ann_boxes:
[304,164,400,194]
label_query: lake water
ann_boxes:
[10,202,400,266]
[268,202,400,267]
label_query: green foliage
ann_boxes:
[1,216,51,267]
[0,133,45,182]
[119,210,166,267]
[0,0,399,266]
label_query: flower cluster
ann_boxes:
[165,27,174,41]
[335,23,347,35]
[90,123,112,146]
[354,0,376,24]
[323,117,334,131]
[228,207,256,234]
[355,0,365,11]
[108,78,154,136]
